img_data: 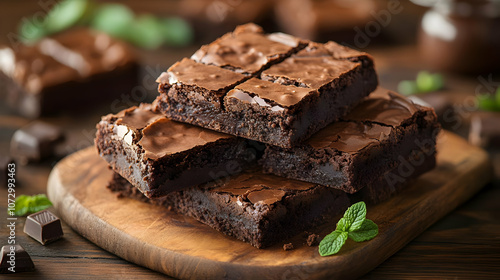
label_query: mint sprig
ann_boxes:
[13,194,53,216]
[319,201,378,256]
[476,87,500,112]
[398,71,444,96]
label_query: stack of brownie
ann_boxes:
[95,23,440,249]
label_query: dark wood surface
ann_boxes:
[1,1,500,279]
[45,132,492,279]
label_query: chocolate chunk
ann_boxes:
[0,156,14,187]
[23,210,63,245]
[283,243,294,251]
[306,233,320,247]
[10,121,64,164]
[0,245,35,273]
[469,112,500,148]
[408,94,455,127]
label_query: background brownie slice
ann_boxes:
[95,104,258,198]
[0,28,138,118]
[191,23,307,75]
[260,90,440,194]
[107,168,350,249]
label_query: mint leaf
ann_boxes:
[477,94,500,112]
[161,17,193,46]
[29,194,53,213]
[13,194,52,216]
[398,80,419,96]
[44,0,92,34]
[336,217,348,232]
[14,195,31,216]
[90,3,135,39]
[127,15,165,49]
[343,201,366,232]
[318,230,348,256]
[348,219,379,242]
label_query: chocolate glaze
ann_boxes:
[191,23,303,74]
[157,58,247,94]
[112,105,231,160]
[0,28,135,94]
[345,90,419,127]
[215,169,317,205]
[307,90,420,153]
[226,78,313,108]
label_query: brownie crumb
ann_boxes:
[307,233,320,246]
[283,243,294,251]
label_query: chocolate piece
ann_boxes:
[0,156,14,187]
[95,104,258,198]
[24,210,63,245]
[306,233,320,246]
[0,28,138,118]
[469,112,500,148]
[155,24,378,148]
[107,169,351,249]
[0,245,35,273]
[283,243,294,251]
[408,94,455,127]
[10,121,64,164]
[191,23,307,75]
[261,90,440,194]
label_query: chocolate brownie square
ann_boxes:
[260,90,440,194]
[95,104,259,198]
[155,24,378,148]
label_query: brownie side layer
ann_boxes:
[107,169,350,249]
[260,90,440,193]
[95,104,257,198]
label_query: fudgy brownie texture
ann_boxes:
[260,90,440,194]
[107,169,351,249]
[0,28,138,118]
[154,23,378,148]
[95,104,258,198]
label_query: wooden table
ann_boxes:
[1,1,500,279]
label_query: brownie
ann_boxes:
[155,24,378,148]
[95,104,259,198]
[0,28,138,118]
[260,90,440,194]
[107,168,351,249]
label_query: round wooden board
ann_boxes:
[47,131,492,279]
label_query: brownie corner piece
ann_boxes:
[95,104,257,198]
[261,90,440,194]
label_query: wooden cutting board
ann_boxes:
[47,131,492,279]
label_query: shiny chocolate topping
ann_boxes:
[157,58,246,93]
[226,78,313,108]
[308,122,392,153]
[139,118,231,159]
[215,170,317,205]
[261,55,358,89]
[116,104,162,132]
[191,23,302,74]
[345,90,419,127]
[1,28,135,94]
[307,90,420,153]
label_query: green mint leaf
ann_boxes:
[13,194,52,216]
[161,17,194,46]
[348,219,379,242]
[318,230,348,256]
[126,15,165,49]
[397,80,419,96]
[28,194,53,213]
[18,18,47,44]
[44,0,92,34]
[477,94,500,112]
[336,217,348,232]
[14,195,31,216]
[90,3,135,39]
[343,201,366,232]
[416,71,434,92]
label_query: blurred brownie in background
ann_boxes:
[0,28,138,118]
[274,0,379,42]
